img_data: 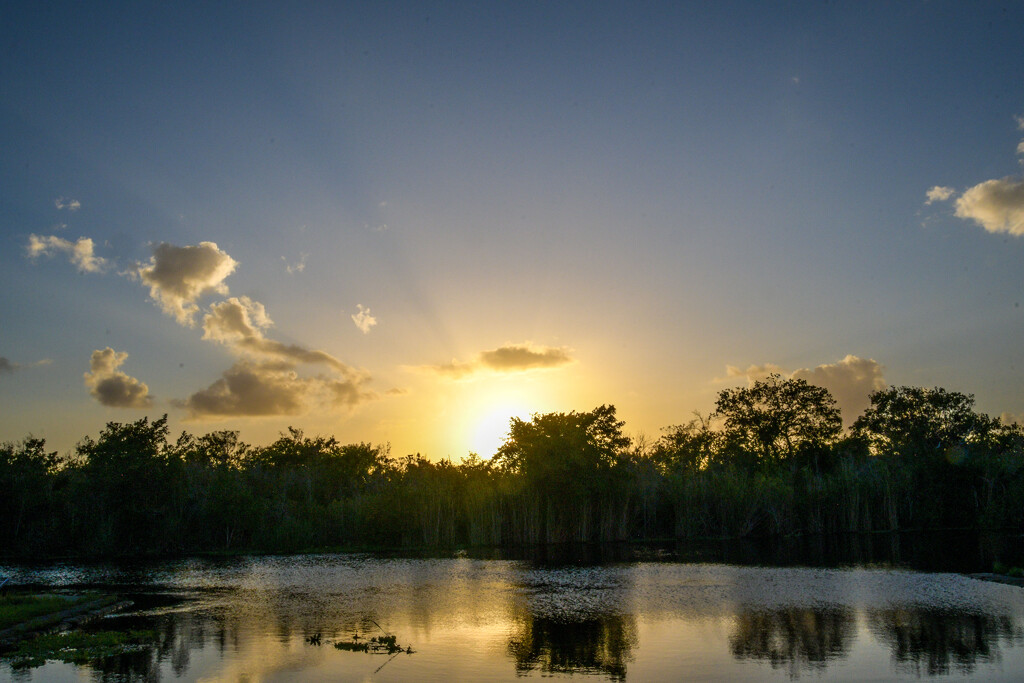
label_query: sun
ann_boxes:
[467,398,535,458]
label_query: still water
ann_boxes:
[3,538,1024,681]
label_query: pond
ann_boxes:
[3,535,1024,681]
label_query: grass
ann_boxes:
[0,594,95,631]
[3,629,157,669]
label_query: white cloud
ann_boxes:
[351,304,377,334]
[1016,115,1024,131]
[83,347,152,408]
[177,359,373,419]
[924,186,955,204]
[1017,141,1024,156]
[954,177,1024,236]
[421,343,575,379]
[724,355,886,426]
[54,196,81,211]
[133,241,238,325]
[282,253,308,274]
[26,234,107,273]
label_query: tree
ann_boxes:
[852,386,998,459]
[654,413,719,473]
[494,405,629,493]
[714,375,841,469]
[75,415,174,551]
[494,405,632,542]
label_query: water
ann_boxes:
[3,538,1024,681]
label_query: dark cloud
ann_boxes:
[177,360,374,419]
[420,343,575,378]
[83,348,153,408]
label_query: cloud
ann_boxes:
[1000,412,1024,427]
[723,355,886,426]
[1016,115,1024,131]
[202,296,273,343]
[282,253,308,274]
[0,357,52,376]
[176,360,372,419]
[133,241,238,325]
[83,348,153,408]
[953,177,1024,236]
[422,343,575,379]
[724,363,785,383]
[924,186,955,204]
[351,304,377,334]
[26,234,107,273]
[202,296,358,374]
[54,196,81,211]
[791,355,886,425]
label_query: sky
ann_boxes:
[2,1,1024,460]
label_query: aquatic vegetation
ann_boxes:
[2,629,156,669]
[330,625,412,655]
[0,594,93,630]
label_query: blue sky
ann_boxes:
[2,1,1023,458]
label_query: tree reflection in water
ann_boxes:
[507,613,638,681]
[867,608,1024,676]
[729,607,856,677]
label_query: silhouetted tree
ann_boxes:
[715,375,841,471]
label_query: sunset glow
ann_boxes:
[2,2,1023,458]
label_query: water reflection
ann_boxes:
[508,614,637,680]
[4,554,1024,681]
[868,609,1024,676]
[729,607,855,677]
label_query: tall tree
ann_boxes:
[714,375,841,469]
[852,386,998,458]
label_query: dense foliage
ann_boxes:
[2,376,1023,557]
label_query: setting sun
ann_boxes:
[470,405,529,458]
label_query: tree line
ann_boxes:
[2,376,1023,557]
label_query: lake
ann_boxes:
[3,535,1024,681]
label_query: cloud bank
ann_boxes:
[423,343,575,379]
[27,234,107,273]
[725,354,886,426]
[83,348,153,408]
[133,241,238,325]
